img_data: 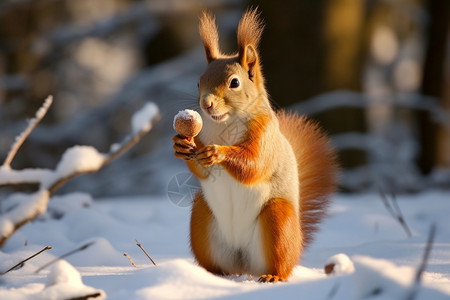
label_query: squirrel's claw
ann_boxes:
[172,135,197,160]
[197,144,225,167]
[258,275,283,283]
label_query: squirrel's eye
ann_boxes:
[197,81,200,88]
[229,78,240,89]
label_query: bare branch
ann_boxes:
[405,223,436,300]
[379,187,412,238]
[35,242,95,274]
[136,239,157,266]
[1,96,53,169]
[124,252,138,268]
[1,245,52,275]
[66,292,103,300]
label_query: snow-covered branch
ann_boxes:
[0,98,160,247]
[1,96,53,169]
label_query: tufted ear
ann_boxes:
[237,8,264,80]
[199,11,220,63]
[239,44,258,80]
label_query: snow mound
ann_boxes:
[46,192,93,219]
[352,255,449,300]
[45,260,83,287]
[135,259,248,300]
[325,253,355,275]
[40,260,105,300]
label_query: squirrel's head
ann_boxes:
[197,9,270,123]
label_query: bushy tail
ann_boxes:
[277,111,338,248]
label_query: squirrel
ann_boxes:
[172,8,338,283]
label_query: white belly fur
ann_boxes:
[200,166,270,275]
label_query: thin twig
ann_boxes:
[405,223,436,300]
[326,281,340,300]
[124,252,138,268]
[1,246,52,275]
[66,292,103,300]
[2,96,53,168]
[136,239,157,266]
[390,191,412,237]
[35,242,95,274]
[379,187,412,238]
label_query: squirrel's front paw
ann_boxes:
[197,145,225,167]
[172,135,196,160]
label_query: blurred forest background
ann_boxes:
[0,0,449,197]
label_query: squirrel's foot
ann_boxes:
[257,274,284,283]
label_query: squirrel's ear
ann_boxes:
[237,8,264,80]
[199,11,220,63]
[239,44,258,79]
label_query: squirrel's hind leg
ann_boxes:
[190,192,225,275]
[258,198,303,282]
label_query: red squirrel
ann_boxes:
[172,9,338,283]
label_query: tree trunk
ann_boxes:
[417,0,450,174]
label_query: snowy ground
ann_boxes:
[1,191,449,299]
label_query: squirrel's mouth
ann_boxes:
[210,113,229,122]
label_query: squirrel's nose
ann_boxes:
[201,96,214,111]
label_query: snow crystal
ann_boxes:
[109,143,121,153]
[173,109,202,130]
[35,95,53,120]
[55,146,105,178]
[131,102,159,134]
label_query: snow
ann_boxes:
[0,192,449,299]
[1,96,53,170]
[131,102,159,134]
[173,109,202,129]
[55,146,105,178]
[0,168,53,186]
[36,145,106,190]
[0,260,105,300]
[0,190,50,238]
[325,253,355,275]
[35,95,53,120]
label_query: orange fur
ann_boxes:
[219,113,271,184]
[190,192,224,275]
[259,198,302,281]
[237,8,266,95]
[277,111,338,247]
[237,9,264,51]
[199,11,220,63]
